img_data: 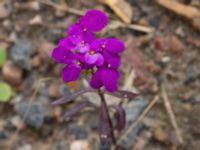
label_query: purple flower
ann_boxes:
[51,9,125,92]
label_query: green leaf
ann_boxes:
[0,82,13,102]
[0,48,7,67]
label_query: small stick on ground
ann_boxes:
[7,77,52,149]
[108,20,155,34]
[39,0,154,34]
[117,95,159,144]
[161,84,183,144]
[38,0,84,16]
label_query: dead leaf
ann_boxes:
[104,0,133,24]
[156,0,200,31]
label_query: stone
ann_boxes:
[0,131,7,140]
[68,124,88,139]
[9,39,34,70]
[47,29,62,43]
[48,80,61,98]
[29,15,43,26]
[168,36,185,53]
[31,55,42,68]
[2,61,23,85]
[153,127,168,143]
[70,140,91,150]
[146,61,161,74]
[154,36,167,51]
[38,42,55,60]
[17,144,32,150]
[0,1,9,19]
[9,116,24,130]
[15,102,48,129]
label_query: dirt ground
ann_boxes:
[0,0,200,150]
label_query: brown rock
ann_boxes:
[2,61,23,85]
[187,36,200,48]
[31,55,42,68]
[0,2,8,19]
[146,61,161,74]
[138,18,149,26]
[38,42,55,60]
[48,80,61,98]
[154,36,167,51]
[154,127,168,143]
[168,36,185,53]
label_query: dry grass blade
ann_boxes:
[7,77,52,149]
[38,0,84,16]
[108,20,155,34]
[161,84,183,144]
[117,95,159,144]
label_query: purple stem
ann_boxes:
[98,89,117,145]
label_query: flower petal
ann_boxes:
[101,68,120,92]
[52,46,75,64]
[68,23,95,43]
[62,65,81,82]
[85,53,99,64]
[90,38,106,52]
[80,10,108,32]
[77,43,90,53]
[59,38,76,51]
[105,38,125,53]
[68,23,82,36]
[104,51,121,69]
[82,31,96,43]
[90,69,103,89]
[96,53,104,66]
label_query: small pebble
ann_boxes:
[2,61,23,85]
[48,80,61,98]
[168,36,185,53]
[17,144,32,150]
[31,55,42,68]
[9,39,34,70]
[70,140,91,150]
[15,102,48,129]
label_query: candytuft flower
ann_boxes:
[51,9,125,92]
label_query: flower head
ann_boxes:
[51,9,125,92]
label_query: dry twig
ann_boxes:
[7,77,52,149]
[38,0,154,34]
[161,84,183,144]
[117,95,160,144]
[38,0,84,16]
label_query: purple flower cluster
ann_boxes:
[52,10,125,92]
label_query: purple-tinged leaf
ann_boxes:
[64,100,95,118]
[98,101,111,144]
[52,88,93,105]
[105,90,139,100]
[111,105,126,132]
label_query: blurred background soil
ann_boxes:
[0,0,200,150]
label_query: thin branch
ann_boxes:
[8,77,52,148]
[38,0,154,34]
[38,0,84,16]
[117,95,159,144]
[161,85,183,144]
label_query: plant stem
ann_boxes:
[98,90,117,145]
